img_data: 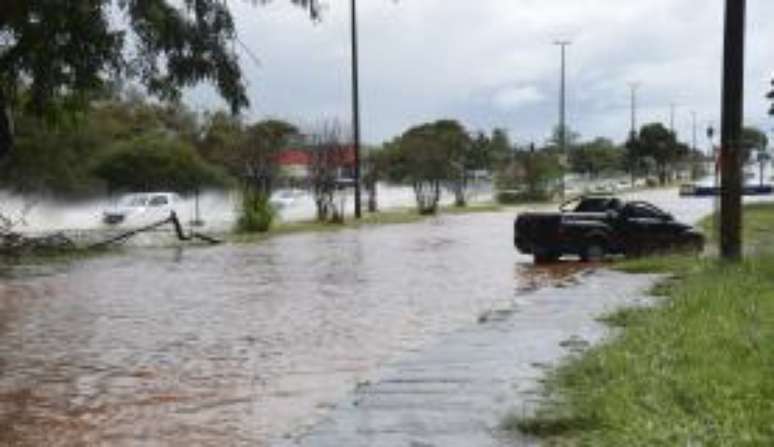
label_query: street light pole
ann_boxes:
[555,40,571,200]
[350,0,362,219]
[720,0,746,261]
[670,103,677,135]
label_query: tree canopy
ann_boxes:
[93,135,228,193]
[627,122,689,184]
[569,137,623,178]
[0,0,320,158]
[741,127,768,162]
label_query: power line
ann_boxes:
[628,82,641,138]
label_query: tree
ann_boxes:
[496,144,562,202]
[547,124,581,152]
[488,128,512,169]
[240,120,298,199]
[389,120,472,213]
[363,147,389,213]
[308,122,350,223]
[569,138,623,178]
[0,94,217,196]
[466,127,512,175]
[636,123,687,184]
[0,0,321,159]
[93,135,227,193]
[199,111,244,167]
[623,134,642,185]
[740,126,768,163]
[433,120,473,207]
[767,78,774,116]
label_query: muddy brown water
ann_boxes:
[0,190,725,445]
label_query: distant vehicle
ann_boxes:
[514,196,705,263]
[679,182,773,197]
[270,189,306,209]
[103,192,183,225]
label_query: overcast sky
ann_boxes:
[189,0,774,147]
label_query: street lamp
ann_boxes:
[554,40,571,200]
[350,0,362,219]
[628,82,640,139]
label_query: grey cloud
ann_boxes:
[187,0,774,145]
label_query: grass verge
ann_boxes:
[698,202,774,250]
[507,202,774,445]
[230,202,503,243]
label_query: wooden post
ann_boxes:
[720,0,746,261]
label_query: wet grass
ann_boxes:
[614,254,706,275]
[507,202,774,445]
[230,202,503,243]
[699,202,774,251]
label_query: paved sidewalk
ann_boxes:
[277,269,659,447]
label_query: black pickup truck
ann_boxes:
[514,196,705,263]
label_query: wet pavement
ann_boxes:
[278,269,660,447]
[0,188,744,446]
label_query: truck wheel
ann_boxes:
[581,241,607,262]
[684,236,704,255]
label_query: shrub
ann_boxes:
[237,190,276,233]
[93,135,230,193]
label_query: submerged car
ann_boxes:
[514,196,705,263]
[103,192,183,225]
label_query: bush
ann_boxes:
[237,190,276,233]
[93,135,230,193]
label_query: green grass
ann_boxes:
[699,202,774,252]
[614,255,707,275]
[229,202,502,243]
[508,202,774,445]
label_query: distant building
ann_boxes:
[275,145,356,184]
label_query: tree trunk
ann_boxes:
[413,181,439,215]
[367,180,378,213]
[0,89,12,161]
[453,175,468,207]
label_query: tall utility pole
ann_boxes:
[691,111,698,151]
[350,0,362,219]
[554,40,571,200]
[628,82,640,138]
[720,0,746,260]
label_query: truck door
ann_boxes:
[619,203,672,254]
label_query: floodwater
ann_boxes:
[0,188,755,446]
[0,182,493,235]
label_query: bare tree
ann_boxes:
[307,121,350,223]
[233,119,298,202]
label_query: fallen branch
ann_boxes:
[89,211,222,249]
[1,211,221,256]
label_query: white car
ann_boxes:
[103,192,183,225]
[270,189,306,210]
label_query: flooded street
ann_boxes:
[0,189,744,445]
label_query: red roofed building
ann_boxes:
[276,145,356,181]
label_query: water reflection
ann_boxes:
[514,262,594,294]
